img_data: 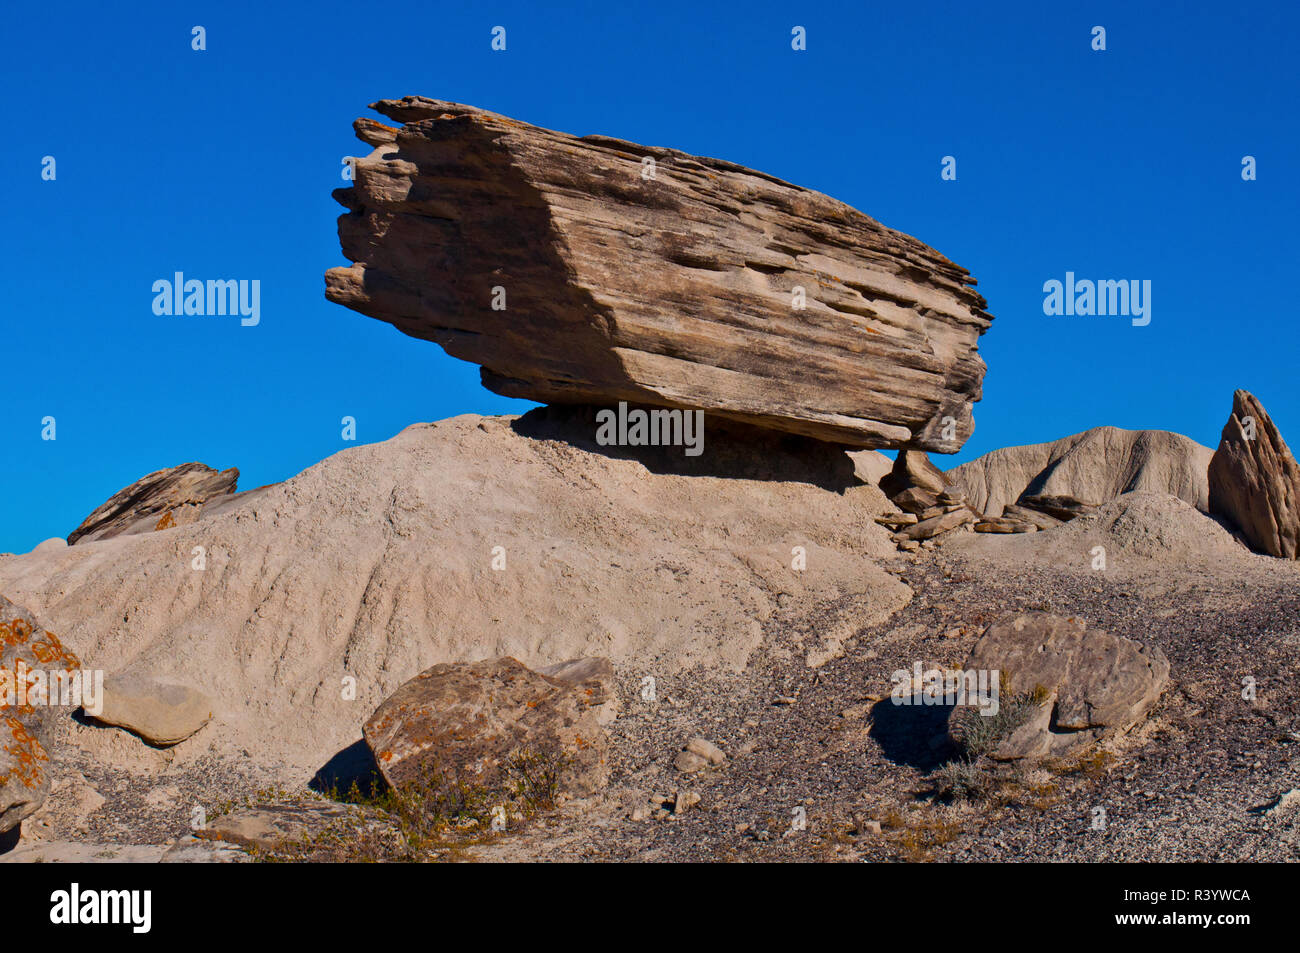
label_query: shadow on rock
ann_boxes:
[310,739,386,799]
[510,404,861,491]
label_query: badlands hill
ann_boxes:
[948,427,1213,519]
[5,99,1300,863]
[0,409,909,777]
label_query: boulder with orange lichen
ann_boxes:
[362,656,616,801]
[1,594,81,834]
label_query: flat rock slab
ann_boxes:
[196,802,365,851]
[363,655,615,798]
[326,97,994,449]
[91,674,213,747]
[1209,389,1300,558]
[960,611,1170,760]
[0,595,81,834]
[973,517,1037,534]
[0,838,248,863]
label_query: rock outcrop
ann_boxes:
[949,427,1213,520]
[363,656,615,797]
[957,611,1169,761]
[68,463,240,545]
[1,595,81,834]
[874,450,982,548]
[325,97,994,450]
[1208,390,1300,559]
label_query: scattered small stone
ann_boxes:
[686,737,726,765]
[674,790,701,814]
[674,750,709,774]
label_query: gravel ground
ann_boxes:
[474,543,1300,862]
[14,536,1300,862]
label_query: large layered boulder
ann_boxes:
[1,595,81,834]
[363,656,617,798]
[949,427,1212,520]
[325,97,994,450]
[68,463,239,545]
[956,611,1170,761]
[1208,390,1300,559]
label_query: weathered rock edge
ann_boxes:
[326,96,994,449]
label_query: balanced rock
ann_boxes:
[325,97,994,449]
[949,427,1212,521]
[68,463,239,545]
[1208,390,1300,558]
[957,611,1169,761]
[90,674,214,747]
[363,656,616,798]
[0,595,81,834]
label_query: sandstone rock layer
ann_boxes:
[1208,390,1300,558]
[326,97,994,449]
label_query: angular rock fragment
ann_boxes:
[1001,504,1064,530]
[326,97,994,449]
[881,450,951,500]
[196,802,372,852]
[1,595,81,834]
[1208,390,1300,558]
[893,506,977,541]
[973,517,1037,534]
[68,463,239,545]
[363,656,615,799]
[685,737,726,765]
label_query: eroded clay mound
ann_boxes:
[949,427,1213,518]
[0,409,908,776]
[947,492,1255,568]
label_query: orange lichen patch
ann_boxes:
[29,629,80,671]
[155,510,176,531]
[0,619,34,647]
[3,715,50,789]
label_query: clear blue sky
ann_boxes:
[3,1,1297,552]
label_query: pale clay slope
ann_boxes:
[0,412,908,777]
[946,492,1265,571]
[948,427,1214,517]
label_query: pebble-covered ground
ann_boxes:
[13,537,1300,863]
[474,543,1300,862]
